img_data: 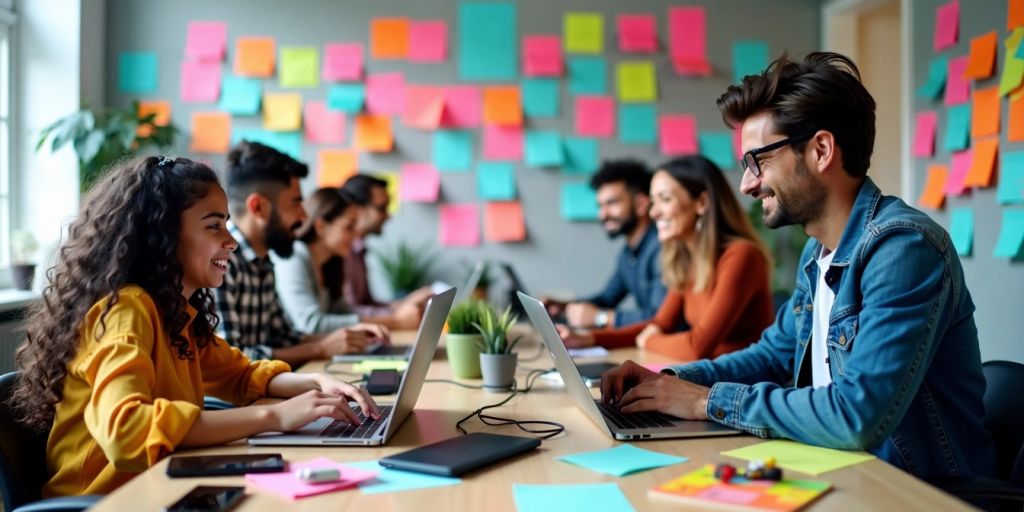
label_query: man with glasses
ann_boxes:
[600,52,994,483]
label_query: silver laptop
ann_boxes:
[249,287,456,446]
[518,291,740,441]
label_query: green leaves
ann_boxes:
[447,299,489,335]
[376,242,434,297]
[473,304,520,354]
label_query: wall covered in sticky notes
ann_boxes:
[105,0,818,306]
[913,0,1024,362]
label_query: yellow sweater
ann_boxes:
[43,285,290,497]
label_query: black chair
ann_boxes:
[0,372,101,512]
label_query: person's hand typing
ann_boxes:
[555,324,595,348]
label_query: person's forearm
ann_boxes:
[266,372,320,397]
[179,406,277,447]
[270,340,323,367]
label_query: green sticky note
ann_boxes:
[616,61,657,102]
[998,151,1024,205]
[433,131,473,172]
[522,78,560,117]
[232,129,303,160]
[279,46,319,88]
[514,483,635,512]
[1000,29,1024,96]
[699,131,737,171]
[563,137,598,174]
[943,104,971,152]
[732,40,770,84]
[327,84,365,113]
[561,182,599,221]
[219,76,262,115]
[568,57,608,95]
[477,162,517,200]
[618,104,657,145]
[993,210,1024,258]
[458,2,518,81]
[949,208,974,257]
[118,52,158,93]
[564,12,604,54]
[525,131,564,168]
[352,360,409,373]
[558,444,687,477]
[918,55,948,100]
[721,440,875,476]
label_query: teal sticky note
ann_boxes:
[949,208,974,257]
[568,56,608,94]
[327,84,365,113]
[993,210,1024,258]
[558,444,688,477]
[943,104,971,152]
[564,137,599,174]
[525,131,564,167]
[732,40,770,84]
[478,162,517,200]
[232,129,302,160]
[433,131,473,172]
[513,483,636,512]
[699,131,737,171]
[998,151,1024,205]
[918,56,948,100]
[561,182,599,221]
[458,2,518,81]
[618,104,657,145]
[344,460,461,494]
[218,76,261,115]
[522,78,560,117]
[118,52,158,93]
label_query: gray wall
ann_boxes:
[911,0,1024,363]
[103,0,821,307]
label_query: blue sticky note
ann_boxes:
[568,56,608,95]
[525,131,564,167]
[699,131,737,171]
[561,182,599,221]
[943,104,971,152]
[949,208,974,257]
[433,131,473,172]
[557,444,688,477]
[522,78,560,117]
[513,483,635,512]
[618,104,656,145]
[459,2,518,81]
[563,137,599,174]
[344,460,461,494]
[993,210,1024,258]
[478,162,517,200]
[998,151,1024,205]
[732,40,770,84]
[327,84,366,113]
[918,56,948,100]
[232,129,303,160]
[219,75,262,115]
[118,52,158,93]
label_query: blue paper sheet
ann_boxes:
[557,444,688,477]
[219,75,262,115]
[327,84,366,113]
[118,52,158,93]
[522,78,560,117]
[458,2,517,81]
[344,460,461,494]
[949,208,974,257]
[943,104,971,152]
[993,209,1024,259]
[525,131,564,167]
[232,129,303,160]
[478,162,517,200]
[568,56,608,95]
[618,104,657,145]
[732,40,770,84]
[998,151,1024,205]
[699,131,737,171]
[561,182,599,221]
[433,130,473,172]
[563,137,598,174]
[513,483,635,512]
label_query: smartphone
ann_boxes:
[365,369,401,395]
[576,362,618,387]
[166,453,285,477]
[163,486,245,512]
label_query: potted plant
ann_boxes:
[463,260,494,301]
[445,300,488,379]
[475,305,521,392]
[9,230,39,291]
[376,242,434,299]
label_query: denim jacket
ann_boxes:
[585,224,668,326]
[670,178,995,480]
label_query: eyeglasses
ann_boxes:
[739,131,817,178]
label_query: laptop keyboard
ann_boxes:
[596,402,679,430]
[319,406,393,439]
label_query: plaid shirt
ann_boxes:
[214,222,304,360]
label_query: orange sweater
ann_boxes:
[593,240,774,361]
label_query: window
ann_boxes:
[0,6,13,272]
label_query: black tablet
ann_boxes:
[163,486,245,512]
[166,453,285,477]
[378,433,541,477]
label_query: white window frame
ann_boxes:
[0,6,16,286]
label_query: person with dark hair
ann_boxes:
[13,156,379,497]
[215,141,386,366]
[601,52,995,482]
[543,159,667,328]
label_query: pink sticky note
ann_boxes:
[440,203,481,247]
[618,14,657,53]
[934,0,960,52]
[523,35,563,77]
[409,20,448,62]
[945,149,972,195]
[399,163,440,202]
[668,7,711,76]
[304,101,346,144]
[912,111,938,158]
[180,61,221,103]
[403,86,444,129]
[643,363,669,373]
[575,96,615,138]
[185,21,227,61]
[323,43,363,81]
[483,125,523,160]
[366,72,405,115]
[245,457,377,501]
[442,85,481,128]
[660,114,698,156]
[945,56,969,106]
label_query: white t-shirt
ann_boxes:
[811,247,836,388]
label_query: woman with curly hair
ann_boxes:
[11,156,379,497]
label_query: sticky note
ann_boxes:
[945,56,970,106]
[616,61,657,102]
[482,125,523,160]
[323,43,364,81]
[912,111,938,158]
[380,172,400,214]
[668,7,710,76]
[399,163,440,202]
[945,150,972,196]
[934,0,959,52]
[618,14,657,53]
[234,37,275,77]
[327,84,365,113]
[943,104,971,152]
[189,112,231,154]
[523,35,563,77]
[180,61,221,103]
[403,86,444,130]
[998,151,1024,204]
[263,93,302,131]
[304,101,345,145]
[965,137,999,187]
[965,31,998,80]
[618,104,657,145]
[344,460,459,494]
[918,56,948,100]
[1011,95,1024,141]
[484,86,522,126]
[219,76,261,115]
[371,17,409,59]
[136,101,170,138]
[722,440,875,476]
[232,130,302,159]
[119,52,157,93]
[918,164,948,210]
[564,12,603,54]
[246,457,377,501]
[433,131,473,172]
[971,86,1000,139]
[366,73,405,115]
[440,204,480,247]
[279,47,319,88]
[1012,0,1024,30]
[317,149,358,187]
[993,210,1024,258]
[185,21,227,61]
[521,78,560,117]
[699,131,736,171]
[409,20,448,62]
[477,162,516,200]
[1000,29,1024,96]
[442,85,482,128]
[949,208,974,256]
[660,114,698,156]
[563,137,599,174]
[568,57,608,95]
[561,182,599,221]
[575,96,615,138]
[354,115,393,152]
[525,131,564,168]
[732,40,770,84]
[513,483,635,512]
[458,2,517,81]
[558,445,687,477]
[484,201,526,242]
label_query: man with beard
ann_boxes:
[544,160,666,328]
[216,141,387,366]
[600,53,995,483]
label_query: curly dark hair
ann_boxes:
[12,156,222,431]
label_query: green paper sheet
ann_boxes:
[721,440,875,476]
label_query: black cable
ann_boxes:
[424,378,485,389]
[451,368,565,439]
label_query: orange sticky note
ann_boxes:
[189,112,231,154]
[263,93,302,131]
[971,86,1001,138]
[235,37,276,77]
[137,100,171,137]
[918,164,948,210]
[483,86,522,126]
[964,137,999,187]
[1011,0,1024,30]
[371,18,409,59]
[354,114,393,152]
[964,31,998,80]
[317,149,358,187]
[1010,95,1024,142]
[484,201,527,242]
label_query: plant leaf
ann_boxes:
[74,130,106,165]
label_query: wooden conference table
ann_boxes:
[93,328,972,511]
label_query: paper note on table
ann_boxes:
[949,208,974,257]
[180,61,221,103]
[189,112,231,154]
[732,40,770,84]
[918,56,948,100]
[525,131,564,168]
[523,35,563,77]
[403,86,444,130]
[513,483,635,512]
[484,201,526,242]
[1000,29,1024,96]
[280,47,319,88]
[568,57,608,95]
[567,346,609,359]
[483,86,522,126]
[972,86,1000,139]
[344,460,460,494]
[649,464,832,512]
[944,150,972,196]
[398,163,439,202]
[370,17,409,59]
[432,130,473,172]
[354,115,393,152]
[119,52,157,93]
[722,440,876,476]
[965,137,998,187]
[965,31,998,80]
[912,111,938,158]
[522,78,560,117]
[323,43,363,81]
[618,104,657,145]
[316,149,357,188]
[408,20,447,62]
[366,73,405,115]
[482,125,523,160]
[352,360,409,373]
[136,101,170,137]
[618,14,657,53]
[442,85,481,128]
[439,204,481,247]
[304,101,345,144]
[234,37,276,77]
[263,93,302,131]
[477,162,517,200]
[918,164,948,210]
[185,21,226,61]
[563,137,598,174]
[993,210,1024,258]
[246,457,377,501]
[559,445,688,477]
[668,6,710,76]
[616,61,657,102]
[943,104,971,152]
[934,0,959,52]
[575,96,615,138]
[699,131,736,171]
[232,130,302,160]
[660,115,698,156]
[561,182,599,221]
[998,151,1024,204]
[564,12,603,54]
[327,84,365,113]
[219,76,261,115]
[945,56,969,106]
[457,2,517,81]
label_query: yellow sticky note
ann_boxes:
[352,360,408,373]
[721,440,876,476]
[279,47,319,88]
[380,171,400,214]
[565,12,603,54]
[616,61,657,102]
[317,149,358,187]
[263,93,302,131]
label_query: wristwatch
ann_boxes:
[594,310,609,328]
